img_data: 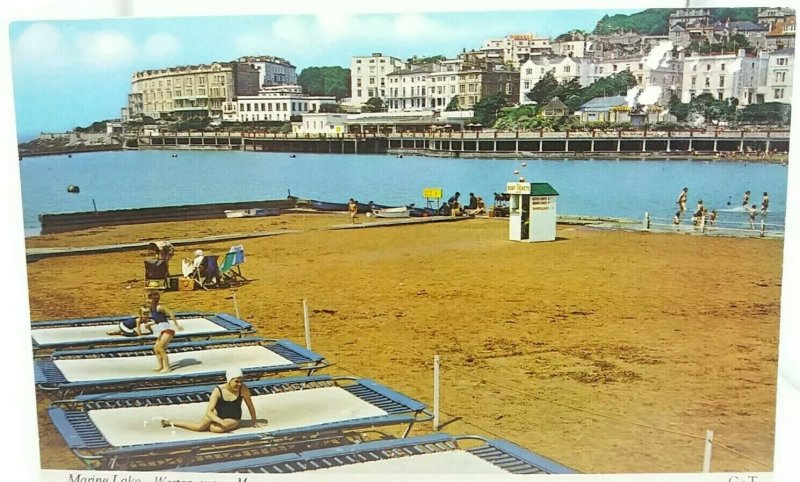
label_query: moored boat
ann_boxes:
[224,208,278,218]
[372,206,412,218]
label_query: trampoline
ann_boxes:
[174,433,577,474]
[35,338,327,396]
[31,312,253,353]
[48,375,431,470]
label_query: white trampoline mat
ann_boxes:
[89,386,389,447]
[54,345,291,382]
[32,317,227,345]
[314,451,509,474]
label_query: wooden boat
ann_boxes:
[409,206,440,217]
[299,199,388,214]
[372,206,411,218]
[224,208,278,218]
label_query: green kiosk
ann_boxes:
[506,181,560,242]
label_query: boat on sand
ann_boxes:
[224,208,277,218]
[372,206,411,218]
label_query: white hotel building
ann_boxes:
[348,53,407,107]
[223,85,336,122]
[679,49,769,106]
[760,48,794,103]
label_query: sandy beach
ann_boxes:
[26,213,782,473]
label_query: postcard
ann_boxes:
[2,1,798,481]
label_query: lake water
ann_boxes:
[18,150,789,236]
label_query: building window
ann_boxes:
[704,77,710,87]
[719,77,725,87]
[721,63,726,71]
[776,58,787,66]
[563,66,571,73]
[718,92,723,100]
[357,79,362,87]
[613,64,618,72]
[775,88,784,99]
[526,68,532,75]
[775,71,786,83]
[691,76,696,87]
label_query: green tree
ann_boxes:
[689,93,737,125]
[362,97,385,113]
[406,55,446,65]
[527,71,559,104]
[593,9,672,35]
[318,103,343,113]
[473,92,508,127]
[444,96,460,111]
[297,66,351,99]
[740,103,792,126]
[668,94,690,122]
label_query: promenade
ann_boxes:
[127,128,790,160]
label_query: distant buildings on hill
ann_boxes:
[121,7,795,128]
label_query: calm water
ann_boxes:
[18,150,789,236]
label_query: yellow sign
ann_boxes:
[423,187,443,199]
[506,182,531,194]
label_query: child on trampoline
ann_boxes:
[161,367,266,433]
[106,306,153,337]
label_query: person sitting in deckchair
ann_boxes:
[182,249,205,278]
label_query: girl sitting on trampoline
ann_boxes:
[161,367,266,433]
[106,306,153,337]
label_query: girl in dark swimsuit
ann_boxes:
[162,368,265,433]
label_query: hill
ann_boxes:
[593,8,759,36]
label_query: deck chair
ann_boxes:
[144,259,169,289]
[227,245,248,281]
[190,255,220,290]
[220,246,248,284]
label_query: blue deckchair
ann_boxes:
[48,375,431,470]
[31,312,254,354]
[35,338,328,397]
[220,245,248,284]
[173,433,578,474]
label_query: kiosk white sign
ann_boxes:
[506,182,531,194]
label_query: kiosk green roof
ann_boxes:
[530,183,559,196]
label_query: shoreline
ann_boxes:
[17,144,789,163]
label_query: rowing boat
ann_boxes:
[372,206,411,218]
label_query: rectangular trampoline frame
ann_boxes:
[172,432,578,474]
[31,312,255,354]
[47,375,431,470]
[35,337,328,397]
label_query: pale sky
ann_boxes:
[9,8,637,139]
